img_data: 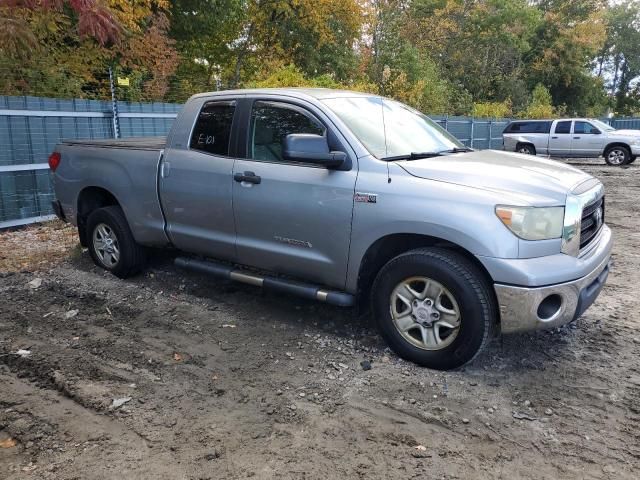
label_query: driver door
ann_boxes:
[571,121,605,156]
[232,99,357,289]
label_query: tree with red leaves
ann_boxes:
[0,0,120,55]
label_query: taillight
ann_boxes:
[48,152,61,171]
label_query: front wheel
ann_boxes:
[371,248,495,370]
[604,146,631,166]
[86,206,146,278]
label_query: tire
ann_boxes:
[604,145,631,166]
[629,156,637,164]
[516,143,536,155]
[86,206,146,278]
[371,248,495,370]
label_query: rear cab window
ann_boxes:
[190,100,236,156]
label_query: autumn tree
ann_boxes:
[0,0,178,101]
[0,0,121,56]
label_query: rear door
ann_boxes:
[548,120,573,156]
[571,121,605,157]
[231,97,357,289]
[159,98,238,260]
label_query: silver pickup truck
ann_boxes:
[50,88,612,369]
[503,118,640,165]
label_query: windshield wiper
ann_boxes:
[439,147,474,153]
[381,147,473,161]
[381,152,442,161]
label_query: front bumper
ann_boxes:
[495,249,611,334]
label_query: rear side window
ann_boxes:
[505,121,551,133]
[555,121,572,134]
[190,101,236,155]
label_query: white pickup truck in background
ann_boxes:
[502,118,640,165]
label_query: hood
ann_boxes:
[609,129,640,137]
[397,149,593,206]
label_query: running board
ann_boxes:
[174,257,355,307]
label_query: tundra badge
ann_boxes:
[354,192,377,203]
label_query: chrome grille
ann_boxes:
[580,196,604,250]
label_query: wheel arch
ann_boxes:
[515,141,536,154]
[603,142,631,155]
[354,233,498,323]
[76,186,122,246]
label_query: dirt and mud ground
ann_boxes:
[1,159,639,479]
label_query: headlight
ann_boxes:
[495,206,564,240]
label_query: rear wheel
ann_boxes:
[604,146,631,166]
[371,248,495,370]
[516,143,536,155]
[86,206,146,278]
[629,156,637,164]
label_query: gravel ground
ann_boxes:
[1,158,639,479]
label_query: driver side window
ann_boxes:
[249,101,325,162]
[574,121,599,134]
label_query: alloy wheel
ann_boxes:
[389,276,461,351]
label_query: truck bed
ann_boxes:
[61,136,166,150]
[54,136,169,246]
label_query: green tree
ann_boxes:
[597,0,640,115]
[229,0,363,87]
[168,0,244,99]
[522,83,555,118]
[407,0,541,105]
[525,0,608,114]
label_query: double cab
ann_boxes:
[503,118,640,165]
[50,89,612,369]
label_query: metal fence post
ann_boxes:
[488,120,493,149]
[469,118,475,149]
[109,67,121,139]
[443,115,448,131]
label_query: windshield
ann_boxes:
[590,119,616,132]
[322,96,464,159]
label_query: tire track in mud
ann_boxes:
[1,161,640,478]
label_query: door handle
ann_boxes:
[573,136,581,139]
[161,161,171,178]
[551,136,558,139]
[234,171,261,184]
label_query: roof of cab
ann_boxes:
[189,87,377,101]
[509,118,601,122]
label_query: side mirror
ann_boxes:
[282,134,346,168]
[593,129,601,134]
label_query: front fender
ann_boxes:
[345,165,519,293]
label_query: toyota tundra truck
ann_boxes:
[50,88,612,370]
[503,118,640,165]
